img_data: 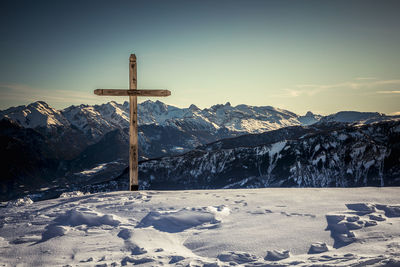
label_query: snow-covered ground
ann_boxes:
[1,188,400,266]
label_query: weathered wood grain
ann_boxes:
[129,54,138,191]
[94,89,171,96]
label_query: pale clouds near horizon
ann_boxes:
[0,83,116,109]
[376,90,400,94]
[1,77,399,115]
[275,78,400,98]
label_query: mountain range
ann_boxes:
[136,120,400,190]
[1,100,399,201]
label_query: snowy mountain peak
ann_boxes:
[189,104,200,111]
[0,101,70,129]
[139,100,169,114]
[29,101,49,109]
[2,100,399,142]
[321,111,389,124]
[122,100,129,109]
[62,101,129,139]
[154,100,169,113]
[298,111,322,126]
[209,102,232,111]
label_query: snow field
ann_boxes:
[0,188,400,266]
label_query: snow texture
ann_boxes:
[1,188,399,266]
[6,197,33,207]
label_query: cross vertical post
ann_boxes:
[129,54,138,191]
[93,54,171,191]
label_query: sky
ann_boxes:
[0,0,399,115]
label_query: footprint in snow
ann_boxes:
[264,249,290,261]
[136,208,224,233]
[121,256,154,266]
[117,228,133,240]
[217,251,258,264]
[325,202,398,248]
[117,228,147,256]
[308,242,329,254]
[36,208,120,243]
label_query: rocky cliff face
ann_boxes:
[132,120,400,190]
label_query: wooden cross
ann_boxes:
[94,54,171,191]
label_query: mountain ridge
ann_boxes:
[131,120,400,190]
[2,100,399,136]
[1,100,399,201]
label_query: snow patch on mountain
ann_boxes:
[133,120,400,191]
[298,111,322,125]
[0,101,70,129]
[3,100,399,140]
[62,101,129,139]
[320,111,399,124]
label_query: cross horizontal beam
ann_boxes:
[94,89,171,97]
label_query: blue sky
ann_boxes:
[1,0,399,115]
